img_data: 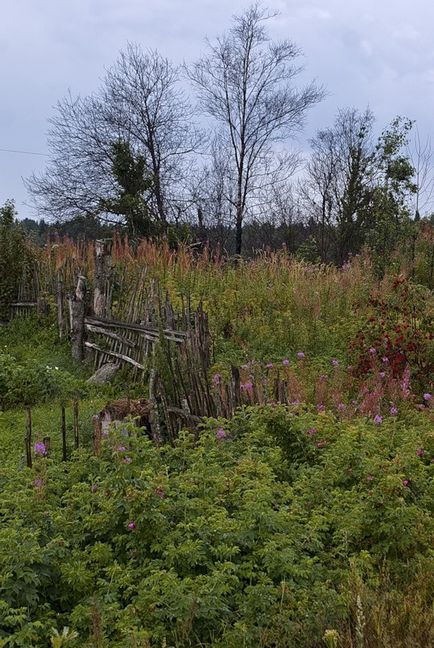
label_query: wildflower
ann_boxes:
[373,415,383,425]
[337,402,346,412]
[282,358,290,366]
[316,403,326,413]
[389,406,398,416]
[402,479,410,488]
[367,474,374,481]
[127,521,136,530]
[212,373,221,386]
[91,484,98,493]
[416,447,425,457]
[216,428,226,440]
[347,365,353,371]
[265,362,273,369]
[296,352,305,360]
[331,359,339,367]
[382,356,389,364]
[34,442,47,457]
[34,478,44,488]
[306,427,317,436]
[319,374,328,381]
[369,347,377,355]
[379,372,386,379]
[291,399,301,406]
[123,456,132,464]
[240,381,253,392]
[117,446,126,453]
[316,440,328,448]
[154,487,166,499]
[423,393,432,401]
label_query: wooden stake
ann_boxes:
[73,400,79,449]
[25,407,32,469]
[61,405,67,461]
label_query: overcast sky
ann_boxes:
[1,0,433,217]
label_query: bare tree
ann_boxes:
[187,3,323,254]
[407,127,434,219]
[28,45,200,231]
[301,108,376,263]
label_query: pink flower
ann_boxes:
[123,456,132,464]
[374,415,383,425]
[369,347,377,355]
[389,406,398,416]
[337,403,346,412]
[416,447,425,457]
[367,474,374,481]
[265,362,273,369]
[306,427,317,436]
[296,352,305,360]
[154,487,166,499]
[316,403,326,413]
[212,373,221,385]
[331,359,339,367]
[282,358,290,366]
[240,381,253,392]
[423,393,432,401]
[291,399,301,406]
[216,428,226,440]
[127,521,136,530]
[402,479,410,488]
[382,356,389,364]
[34,442,47,457]
[379,372,386,379]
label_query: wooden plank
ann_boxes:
[85,316,187,341]
[85,323,136,348]
[84,341,144,370]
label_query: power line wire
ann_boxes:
[0,147,49,157]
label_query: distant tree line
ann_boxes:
[13,2,434,269]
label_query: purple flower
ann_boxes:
[216,428,226,440]
[282,358,290,366]
[402,479,410,488]
[367,474,374,481]
[374,415,383,425]
[382,356,389,364]
[379,372,386,379]
[34,478,44,488]
[390,406,398,416]
[34,442,47,457]
[212,373,221,386]
[331,359,339,367]
[316,403,326,413]
[265,362,273,369]
[117,446,126,453]
[369,347,377,355]
[127,521,136,530]
[423,393,432,401]
[154,487,166,499]
[296,352,305,360]
[240,381,253,392]
[337,402,346,412]
[291,399,301,406]
[123,456,132,464]
[306,427,317,436]
[319,374,328,381]
[416,447,425,457]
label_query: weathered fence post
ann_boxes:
[92,415,102,456]
[93,239,112,318]
[56,272,65,339]
[69,275,87,362]
[73,400,79,449]
[61,405,67,461]
[25,407,32,468]
[43,436,51,455]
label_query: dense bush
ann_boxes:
[0,406,432,647]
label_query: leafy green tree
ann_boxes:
[100,140,155,237]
